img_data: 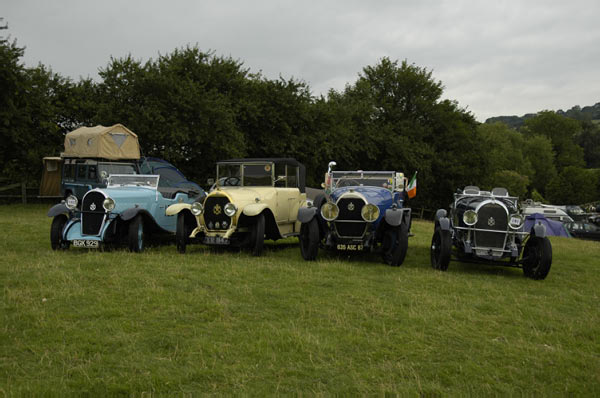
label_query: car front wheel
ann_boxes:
[382,223,409,266]
[250,213,265,256]
[128,214,145,253]
[50,215,70,250]
[522,236,552,280]
[431,227,451,271]
[176,212,191,254]
[300,218,319,261]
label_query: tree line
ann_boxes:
[1,23,599,209]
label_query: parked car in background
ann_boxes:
[48,174,204,252]
[167,158,308,256]
[564,221,600,241]
[432,186,552,280]
[297,161,412,266]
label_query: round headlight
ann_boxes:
[509,214,524,229]
[320,202,339,221]
[224,202,237,217]
[191,201,204,216]
[463,210,478,226]
[361,203,380,222]
[102,197,115,212]
[65,195,78,210]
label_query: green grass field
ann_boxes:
[1,204,599,395]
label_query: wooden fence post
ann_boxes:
[21,182,27,204]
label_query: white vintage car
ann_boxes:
[166,158,308,256]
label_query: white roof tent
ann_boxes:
[61,124,141,160]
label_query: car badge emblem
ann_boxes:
[213,204,222,215]
[347,202,355,211]
[488,217,495,226]
[90,203,96,211]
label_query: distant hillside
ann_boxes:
[485,102,600,129]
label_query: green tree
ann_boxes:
[523,134,557,196]
[522,111,585,171]
[545,166,597,205]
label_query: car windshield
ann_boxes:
[98,163,137,179]
[217,163,273,187]
[107,174,159,189]
[332,171,395,189]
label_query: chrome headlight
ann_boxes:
[191,202,204,216]
[509,214,524,229]
[65,195,78,210]
[321,202,339,221]
[361,203,380,222]
[102,197,115,212]
[463,210,478,226]
[224,202,237,217]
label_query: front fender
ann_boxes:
[48,203,69,217]
[166,203,191,217]
[298,206,318,223]
[437,217,451,231]
[532,222,547,238]
[384,208,403,226]
[242,203,268,217]
[120,207,144,221]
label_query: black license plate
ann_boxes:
[203,236,230,245]
[336,243,363,251]
[73,239,99,248]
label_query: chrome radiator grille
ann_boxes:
[81,191,106,235]
[474,203,508,249]
[203,196,231,230]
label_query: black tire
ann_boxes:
[431,227,451,271]
[382,223,409,266]
[300,217,320,261]
[522,236,552,280]
[312,194,327,236]
[176,212,191,254]
[128,214,145,253]
[50,215,69,250]
[250,213,265,256]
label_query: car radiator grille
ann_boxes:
[203,196,231,230]
[334,197,366,238]
[81,191,106,235]
[474,203,508,249]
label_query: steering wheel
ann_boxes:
[223,176,240,186]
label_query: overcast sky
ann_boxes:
[4,0,600,121]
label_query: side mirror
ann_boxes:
[207,178,215,185]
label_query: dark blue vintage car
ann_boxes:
[297,161,412,266]
[431,186,552,280]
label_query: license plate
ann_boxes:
[73,239,99,248]
[336,244,363,251]
[203,236,230,245]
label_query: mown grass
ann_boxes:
[1,204,599,395]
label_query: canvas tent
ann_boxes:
[62,124,140,160]
[524,213,570,238]
[39,157,62,196]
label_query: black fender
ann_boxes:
[298,206,318,224]
[532,222,547,238]
[120,207,147,222]
[434,208,451,231]
[384,207,410,227]
[48,203,69,217]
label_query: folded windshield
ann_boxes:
[107,174,159,189]
[332,171,395,189]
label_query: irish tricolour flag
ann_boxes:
[406,172,417,199]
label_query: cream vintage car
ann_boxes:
[166,158,308,256]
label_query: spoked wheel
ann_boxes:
[50,215,70,250]
[176,212,192,254]
[249,213,265,256]
[431,227,451,271]
[300,218,320,261]
[128,214,145,253]
[382,223,409,266]
[522,236,552,280]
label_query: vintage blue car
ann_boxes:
[48,174,204,252]
[297,161,412,266]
